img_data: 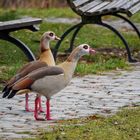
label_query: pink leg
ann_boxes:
[38,97,44,113]
[34,97,45,121]
[46,99,52,120]
[25,93,34,112]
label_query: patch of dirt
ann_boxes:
[57,47,140,62]
[96,47,126,56]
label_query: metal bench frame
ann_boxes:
[53,0,140,62]
[0,18,42,61]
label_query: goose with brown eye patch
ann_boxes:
[46,31,60,41]
[78,44,95,55]
[2,31,60,113]
[3,44,96,121]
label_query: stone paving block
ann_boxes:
[0,64,140,139]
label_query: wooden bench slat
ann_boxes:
[91,0,136,14]
[129,2,140,15]
[105,0,129,14]
[100,0,140,15]
[101,0,123,10]
[73,0,90,7]
[87,2,111,13]
[79,1,102,12]
[67,0,140,17]
[88,0,129,15]
[0,18,42,31]
[109,0,140,15]
[109,0,129,8]
[96,0,119,14]
[101,0,139,10]
[120,0,140,10]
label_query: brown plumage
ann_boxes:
[39,31,60,65]
[2,31,60,112]
[3,44,96,121]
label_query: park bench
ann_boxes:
[53,0,140,62]
[0,17,42,61]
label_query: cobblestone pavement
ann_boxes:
[0,63,140,139]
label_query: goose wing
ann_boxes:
[3,66,64,98]
[2,61,48,93]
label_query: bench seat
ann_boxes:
[0,17,42,31]
[53,0,140,62]
[71,0,140,17]
[0,17,42,61]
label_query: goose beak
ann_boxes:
[89,48,96,55]
[55,36,61,41]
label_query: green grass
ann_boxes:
[131,12,140,23]
[0,8,140,83]
[0,8,78,21]
[0,7,140,23]
[23,107,140,140]
[76,58,129,75]
[0,21,140,85]
[0,8,140,140]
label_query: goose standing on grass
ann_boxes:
[2,44,96,121]
[2,31,60,112]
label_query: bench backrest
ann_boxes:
[67,0,140,17]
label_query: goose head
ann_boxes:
[67,44,96,62]
[42,31,60,41]
[77,44,96,56]
[40,31,60,52]
[41,31,60,41]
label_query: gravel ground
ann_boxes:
[0,63,140,139]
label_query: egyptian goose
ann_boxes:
[2,31,60,112]
[2,44,96,121]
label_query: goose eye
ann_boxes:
[83,45,88,49]
[49,32,54,37]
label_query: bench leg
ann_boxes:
[65,25,83,53]
[0,34,36,61]
[97,22,137,63]
[114,14,140,38]
[53,23,83,60]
